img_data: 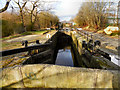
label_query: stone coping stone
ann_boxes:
[0,64,119,88]
[0,66,24,88]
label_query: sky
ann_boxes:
[0,0,119,21]
[52,0,82,21]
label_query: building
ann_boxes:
[61,21,76,27]
[118,1,120,26]
[107,1,120,26]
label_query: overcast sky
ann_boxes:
[0,0,119,21]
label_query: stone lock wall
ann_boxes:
[0,64,119,88]
[70,32,101,68]
[70,31,120,70]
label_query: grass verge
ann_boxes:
[1,30,48,41]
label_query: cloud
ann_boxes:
[53,0,82,21]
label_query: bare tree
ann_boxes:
[13,0,27,32]
[29,0,40,30]
[0,0,11,13]
[74,2,113,29]
[25,0,53,30]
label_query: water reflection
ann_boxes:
[55,46,74,67]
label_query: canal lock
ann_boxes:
[22,32,78,67]
[23,31,120,70]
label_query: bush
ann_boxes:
[2,20,14,37]
[2,20,23,37]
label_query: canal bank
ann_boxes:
[0,31,120,88]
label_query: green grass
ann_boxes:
[21,30,48,35]
[2,43,9,47]
[2,35,21,41]
[2,42,21,50]
[21,32,33,36]
[32,30,48,34]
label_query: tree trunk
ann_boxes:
[20,10,26,32]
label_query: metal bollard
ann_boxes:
[93,40,101,53]
[22,40,28,47]
[22,40,31,55]
[91,34,93,39]
[94,40,101,47]
[82,41,87,49]
[25,40,28,47]
[87,39,94,52]
[36,40,40,44]
[87,33,88,41]
[84,32,86,38]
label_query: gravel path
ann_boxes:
[5,35,40,43]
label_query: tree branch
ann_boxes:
[22,1,27,9]
[0,0,11,13]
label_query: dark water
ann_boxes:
[55,46,74,67]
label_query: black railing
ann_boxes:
[0,42,52,57]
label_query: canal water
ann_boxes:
[55,46,74,67]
